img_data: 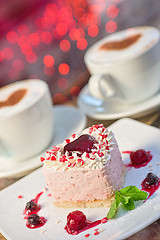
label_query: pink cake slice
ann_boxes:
[42,124,126,207]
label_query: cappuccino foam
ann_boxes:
[0,80,47,120]
[86,26,159,64]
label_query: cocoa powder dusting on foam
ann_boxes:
[100,33,142,50]
[0,88,27,108]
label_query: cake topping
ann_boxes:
[64,134,96,155]
[42,124,114,171]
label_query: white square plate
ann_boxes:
[0,118,160,240]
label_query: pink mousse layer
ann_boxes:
[42,137,125,203]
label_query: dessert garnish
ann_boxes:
[65,210,107,235]
[65,186,148,235]
[106,186,148,219]
[25,201,40,214]
[66,210,87,231]
[122,149,152,168]
[141,172,160,200]
[64,134,96,155]
[26,214,46,229]
[23,190,47,229]
[18,195,23,199]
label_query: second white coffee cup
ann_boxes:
[85,26,160,104]
[0,79,53,162]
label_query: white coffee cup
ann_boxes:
[85,26,160,104]
[0,79,53,162]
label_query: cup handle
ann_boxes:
[88,73,124,101]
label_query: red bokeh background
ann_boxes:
[0,0,160,103]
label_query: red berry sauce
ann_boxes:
[141,172,160,200]
[122,149,152,169]
[18,195,23,199]
[94,229,100,235]
[23,191,47,229]
[65,210,107,235]
[85,233,90,237]
[23,191,42,216]
[64,134,96,156]
[26,215,47,229]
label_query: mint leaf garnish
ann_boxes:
[123,198,135,210]
[115,191,121,206]
[106,199,117,219]
[120,195,131,205]
[107,186,148,219]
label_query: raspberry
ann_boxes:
[67,210,87,231]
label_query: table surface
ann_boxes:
[0,96,160,240]
[1,1,160,238]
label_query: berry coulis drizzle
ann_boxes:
[64,210,107,235]
[23,191,47,229]
[122,149,152,169]
[141,172,160,200]
[122,149,160,199]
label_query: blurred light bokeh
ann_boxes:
[0,0,160,103]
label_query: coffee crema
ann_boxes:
[100,33,142,50]
[85,27,160,64]
[0,89,27,108]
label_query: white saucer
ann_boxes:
[78,84,160,120]
[0,106,86,178]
